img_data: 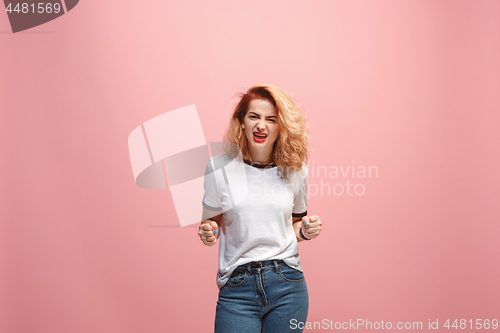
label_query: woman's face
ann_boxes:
[242,99,280,156]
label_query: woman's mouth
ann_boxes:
[253,132,267,143]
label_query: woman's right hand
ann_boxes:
[198,220,219,246]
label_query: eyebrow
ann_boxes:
[248,112,277,118]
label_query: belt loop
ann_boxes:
[273,260,280,274]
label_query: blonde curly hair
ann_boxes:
[222,84,311,179]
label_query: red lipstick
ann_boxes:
[253,131,267,143]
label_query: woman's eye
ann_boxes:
[268,119,276,123]
[250,116,258,119]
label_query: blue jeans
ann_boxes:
[214,259,309,333]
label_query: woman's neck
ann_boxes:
[247,148,273,165]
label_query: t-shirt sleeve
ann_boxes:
[292,166,308,218]
[202,158,223,213]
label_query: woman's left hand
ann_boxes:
[302,215,322,240]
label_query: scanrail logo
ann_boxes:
[128,105,249,227]
[3,0,78,33]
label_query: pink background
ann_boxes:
[1,0,499,332]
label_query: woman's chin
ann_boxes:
[250,141,267,149]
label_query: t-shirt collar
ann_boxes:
[243,158,276,169]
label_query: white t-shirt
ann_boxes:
[202,154,308,289]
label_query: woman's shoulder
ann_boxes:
[205,153,242,173]
[294,162,308,174]
[283,163,308,183]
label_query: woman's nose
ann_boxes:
[256,119,266,131]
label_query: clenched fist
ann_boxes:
[198,220,219,246]
[301,215,322,240]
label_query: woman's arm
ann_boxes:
[199,209,223,246]
[204,211,223,225]
[293,216,322,242]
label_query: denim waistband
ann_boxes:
[232,259,286,275]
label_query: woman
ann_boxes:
[198,84,322,333]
